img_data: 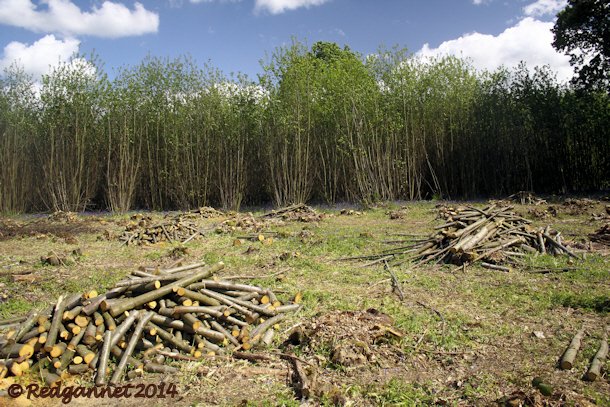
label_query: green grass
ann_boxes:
[357,379,437,406]
[551,292,610,313]
[0,201,608,405]
[0,297,31,318]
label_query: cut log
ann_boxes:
[143,362,178,374]
[95,330,113,386]
[43,294,67,352]
[109,311,138,349]
[560,328,585,370]
[68,364,90,375]
[42,369,61,386]
[109,311,154,385]
[585,331,608,381]
[108,263,224,317]
[481,262,511,272]
[0,343,34,359]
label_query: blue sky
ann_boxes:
[0,0,572,82]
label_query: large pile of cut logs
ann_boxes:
[348,205,578,268]
[120,214,208,246]
[0,262,300,385]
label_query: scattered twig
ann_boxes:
[416,301,446,337]
[383,260,405,301]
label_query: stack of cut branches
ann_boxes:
[189,206,224,218]
[260,204,324,223]
[0,262,301,385]
[346,205,578,268]
[119,214,208,246]
[507,191,547,205]
[216,213,271,234]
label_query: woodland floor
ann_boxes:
[0,198,608,406]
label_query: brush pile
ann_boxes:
[260,204,324,223]
[348,205,578,268]
[0,262,301,385]
[507,191,547,205]
[527,206,558,219]
[48,211,79,223]
[563,198,598,215]
[119,213,207,246]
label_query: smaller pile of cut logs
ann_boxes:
[349,205,578,268]
[189,206,224,218]
[0,262,300,385]
[260,204,324,223]
[507,191,547,205]
[120,214,207,246]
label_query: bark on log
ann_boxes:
[43,294,67,352]
[95,330,113,386]
[42,369,61,386]
[481,262,511,272]
[143,362,178,374]
[82,287,128,315]
[108,263,224,317]
[250,314,286,345]
[560,328,585,369]
[110,311,154,385]
[146,322,197,353]
[109,311,138,349]
[585,331,608,381]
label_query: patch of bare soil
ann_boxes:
[563,198,599,216]
[471,308,610,407]
[0,217,99,242]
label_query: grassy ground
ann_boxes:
[0,200,608,406]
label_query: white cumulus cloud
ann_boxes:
[0,0,159,38]
[254,0,330,14]
[418,17,572,81]
[0,34,79,79]
[190,0,242,3]
[523,0,567,18]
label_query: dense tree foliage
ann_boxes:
[0,41,608,212]
[553,0,610,91]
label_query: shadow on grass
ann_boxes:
[552,292,610,313]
